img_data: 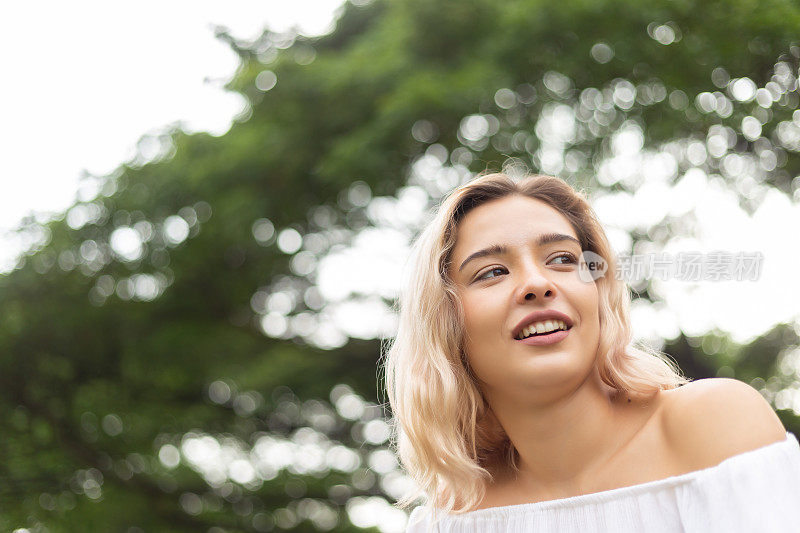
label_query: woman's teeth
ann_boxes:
[517,320,569,340]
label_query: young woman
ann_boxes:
[383,173,800,531]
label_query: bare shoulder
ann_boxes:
[661,377,787,470]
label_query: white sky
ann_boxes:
[0,0,344,263]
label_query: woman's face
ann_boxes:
[449,195,601,402]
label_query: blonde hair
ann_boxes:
[383,172,687,514]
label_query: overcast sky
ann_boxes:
[0,0,344,266]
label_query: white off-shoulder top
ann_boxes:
[406,432,800,532]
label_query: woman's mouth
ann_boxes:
[516,326,572,346]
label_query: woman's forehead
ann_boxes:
[453,196,578,249]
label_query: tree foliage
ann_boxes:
[2,0,799,530]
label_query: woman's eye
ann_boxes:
[475,267,507,281]
[550,252,578,265]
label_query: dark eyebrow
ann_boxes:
[457,233,581,272]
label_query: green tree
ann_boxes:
[1,0,799,530]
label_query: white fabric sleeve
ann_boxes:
[678,432,800,532]
[402,433,800,533]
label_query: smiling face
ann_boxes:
[448,195,601,403]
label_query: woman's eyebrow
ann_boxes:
[457,233,581,272]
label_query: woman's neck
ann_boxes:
[485,369,631,494]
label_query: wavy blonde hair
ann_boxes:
[382,172,688,515]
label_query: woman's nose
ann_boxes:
[515,266,556,304]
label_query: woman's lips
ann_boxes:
[516,327,571,346]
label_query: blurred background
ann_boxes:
[1,0,800,531]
